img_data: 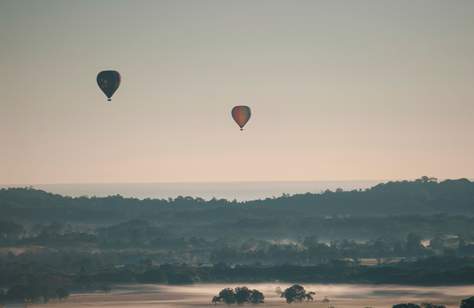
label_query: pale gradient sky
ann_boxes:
[1,0,474,185]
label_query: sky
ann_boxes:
[1,0,474,185]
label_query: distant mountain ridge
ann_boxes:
[248,177,474,215]
[1,177,474,223]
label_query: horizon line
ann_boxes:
[2,177,473,187]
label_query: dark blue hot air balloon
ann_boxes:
[97,70,121,102]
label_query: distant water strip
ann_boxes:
[6,181,380,201]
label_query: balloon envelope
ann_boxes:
[97,70,121,101]
[231,106,251,130]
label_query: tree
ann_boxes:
[212,287,264,305]
[305,291,315,301]
[218,288,236,304]
[0,220,24,241]
[393,304,421,308]
[280,284,315,303]
[461,297,474,308]
[56,288,70,300]
[421,303,445,308]
[235,287,251,304]
[249,289,264,304]
[212,296,221,304]
[6,285,28,301]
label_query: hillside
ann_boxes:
[2,177,474,220]
[1,177,473,240]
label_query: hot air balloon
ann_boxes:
[97,70,121,101]
[231,105,251,131]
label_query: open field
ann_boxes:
[25,283,474,308]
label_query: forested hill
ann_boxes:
[1,177,473,224]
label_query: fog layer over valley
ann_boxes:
[17,284,474,308]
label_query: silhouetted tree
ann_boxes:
[281,284,315,303]
[218,288,236,304]
[212,287,264,305]
[461,297,474,308]
[249,289,264,304]
[393,304,421,308]
[235,287,252,304]
[421,303,445,308]
[212,296,221,304]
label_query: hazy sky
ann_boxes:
[1,0,474,184]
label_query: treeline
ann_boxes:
[3,216,474,245]
[136,257,474,285]
[2,219,474,265]
[209,233,474,265]
[0,284,69,303]
[1,178,474,225]
[2,256,474,288]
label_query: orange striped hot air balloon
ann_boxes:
[231,106,251,131]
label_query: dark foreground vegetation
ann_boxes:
[278,284,316,303]
[390,298,474,308]
[0,285,69,303]
[212,286,264,304]
[210,284,314,304]
[1,255,474,291]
